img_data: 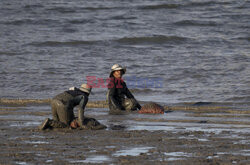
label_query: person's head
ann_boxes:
[79,84,92,95]
[109,64,126,78]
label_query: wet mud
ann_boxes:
[0,99,249,164]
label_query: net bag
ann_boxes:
[138,102,164,114]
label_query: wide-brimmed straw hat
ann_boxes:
[109,64,126,77]
[79,84,92,94]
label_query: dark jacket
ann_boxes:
[107,77,141,111]
[53,87,89,110]
[52,88,89,125]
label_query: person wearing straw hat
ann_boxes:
[39,84,106,130]
[107,64,141,114]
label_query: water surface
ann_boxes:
[0,0,249,107]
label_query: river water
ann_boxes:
[0,0,249,106]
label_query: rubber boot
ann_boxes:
[39,118,50,130]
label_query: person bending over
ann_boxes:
[39,84,106,130]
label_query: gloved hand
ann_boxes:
[70,119,80,129]
[69,87,75,90]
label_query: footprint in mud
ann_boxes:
[109,124,126,130]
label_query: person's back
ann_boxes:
[39,84,106,130]
[51,86,89,126]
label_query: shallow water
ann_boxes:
[1,103,249,164]
[4,106,249,135]
[164,152,193,157]
[70,155,111,164]
[0,0,249,107]
[113,147,154,157]
[24,141,49,144]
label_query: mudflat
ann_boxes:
[0,99,249,164]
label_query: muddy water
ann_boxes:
[0,0,249,105]
[1,1,249,162]
[0,101,249,164]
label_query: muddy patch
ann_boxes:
[0,100,249,164]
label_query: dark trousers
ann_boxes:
[51,92,75,125]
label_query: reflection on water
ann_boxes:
[164,152,193,157]
[70,155,111,163]
[105,146,116,149]
[25,141,49,144]
[10,121,41,127]
[207,155,219,159]
[208,151,250,159]
[4,106,249,136]
[165,157,184,161]
[31,135,45,138]
[16,162,27,165]
[198,138,209,142]
[113,147,154,157]
[161,152,193,161]
[0,115,44,121]
[126,121,250,134]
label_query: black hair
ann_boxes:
[109,70,124,78]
